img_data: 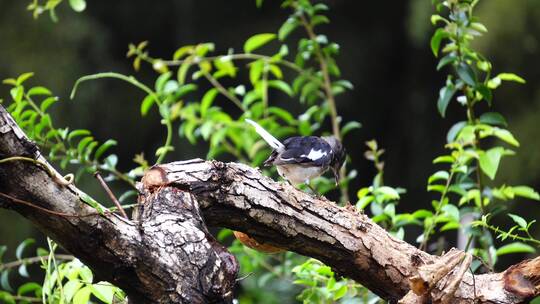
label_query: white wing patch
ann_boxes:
[302,149,327,161]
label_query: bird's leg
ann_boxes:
[305,180,326,200]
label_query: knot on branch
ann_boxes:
[403,248,472,304]
[136,186,238,303]
[504,256,540,300]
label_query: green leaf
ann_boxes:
[16,72,34,85]
[16,238,35,260]
[73,286,92,304]
[244,33,276,53]
[201,88,218,117]
[512,186,540,201]
[374,186,400,201]
[428,171,449,184]
[28,86,52,96]
[40,96,58,112]
[68,129,91,142]
[176,83,197,98]
[69,0,86,12]
[476,84,492,104]
[456,63,477,86]
[91,283,115,304]
[0,291,15,304]
[496,242,535,256]
[479,147,504,180]
[333,284,348,300]
[17,282,42,297]
[94,139,117,161]
[279,17,299,41]
[140,95,156,116]
[77,136,94,157]
[508,213,527,229]
[446,121,466,143]
[493,128,519,147]
[341,121,362,137]
[497,73,525,84]
[18,263,29,278]
[479,112,507,127]
[64,281,83,303]
[249,60,264,85]
[437,84,456,117]
[430,28,448,57]
[268,80,293,96]
[437,54,457,70]
[1,270,13,292]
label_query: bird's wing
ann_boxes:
[245,119,284,151]
[272,137,333,166]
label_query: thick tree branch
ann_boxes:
[1,104,540,303]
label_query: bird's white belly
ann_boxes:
[277,165,325,186]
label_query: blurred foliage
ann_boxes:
[1,0,540,303]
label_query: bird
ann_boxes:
[245,119,346,189]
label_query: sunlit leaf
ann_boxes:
[244,33,276,53]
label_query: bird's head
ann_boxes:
[322,136,346,185]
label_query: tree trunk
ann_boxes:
[1,105,539,303]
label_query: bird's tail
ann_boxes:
[245,119,284,151]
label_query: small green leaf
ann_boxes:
[201,88,218,117]
[428,171,449,184]
[508,214,527,229]
[437,54,457,70]
[249,60,264,85]
[278,18,299,41]
[140,95,156,116]
[333,284,348,300]
[244,33,276,53]
[91,283,115,304]
[28,86,52,96]
[430,28,449,57]
[64,281,83,303]
[493,128,520,147]
[341,121,362,137]
[77,136,94,157]
[479,112,507,127]
[68,129,91,142]
[496,242,535,256]
[512,186,540,201]
[73,286,92,304]
[94,139,117,161]
[479,147,504,180]
[69,0,86,12]
[497,73,525,84]
[17,282,42,297]
[437,84,457,117]
[446,121,466,143]
[40,97,58,112]
[16,238,35,260]
[268,80,293,96]
[456,63,477,86]
[1,270,13,292]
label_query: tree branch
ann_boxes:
[1,104,539,303]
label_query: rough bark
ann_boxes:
[1,104,540,303]
[0,106,237,303]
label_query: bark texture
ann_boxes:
[1,104,540,304]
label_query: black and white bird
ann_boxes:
[246,119,346,188]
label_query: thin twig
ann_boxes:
[94,171,128,219]
[0,254,74,271]
[0,191,104,218]
[202,72,244,111]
